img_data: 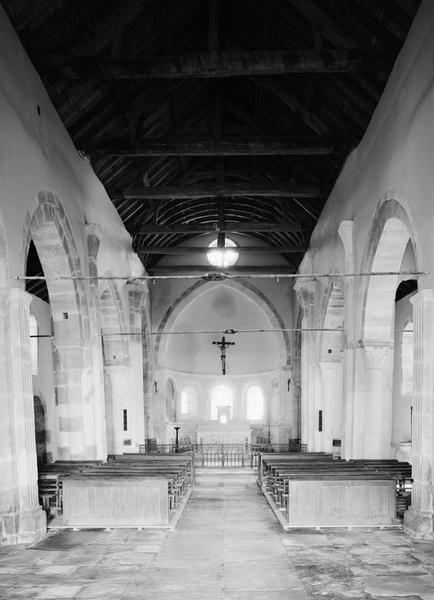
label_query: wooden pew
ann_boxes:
[257,452,333,484]
[61,456,194,528]
[37,461,97,512]
[258,453,398,529]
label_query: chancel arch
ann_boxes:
[154,279,294,445]
[155,279,290,370]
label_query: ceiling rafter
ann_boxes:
[38,48,391,79]
[5,0,419,279]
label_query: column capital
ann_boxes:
[359,340,394,369]
[85,223,102,240]
[127,280,149,303]
[10,287,33,308]
[86,224,102,260]
[410,288,434,306]
[294,277,316,308]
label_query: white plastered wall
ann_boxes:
[294,0,434,537]
[0,5,145,543]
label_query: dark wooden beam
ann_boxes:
[250,76,330,135]
[123,183,324,200]
[39,49,390,79]
[132,222,310,234]
[81,136,347,157]
[137,245,305,254]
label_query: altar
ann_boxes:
[196,421,251,445]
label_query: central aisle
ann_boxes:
[2,469,434,598]
[152,469,308,599]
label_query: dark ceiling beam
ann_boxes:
[71,1,147,56]
[39,49,391,79]
[250,76,330,136]
[123,183,324,201]
[81,136,348,157]
[223,101,322,184]
[131,222,310,234]
[137,245,305,254]
[284,0,382,101]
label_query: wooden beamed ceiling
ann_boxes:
[2,0,421,276]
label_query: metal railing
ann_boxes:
[138,439,306,468]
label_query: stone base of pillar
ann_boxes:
[18,507,47,544]
[404,507,433,539]
[1,509,19,545]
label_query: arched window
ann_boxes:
[246,385,264,420]
[211,384,233,422]
[29,314,38,375]
[207,238,238,268]
[180,386,196,416]
[401,321,413,396]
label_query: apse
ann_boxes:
[162,284,282,376]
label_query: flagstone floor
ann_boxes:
[1,470,434,599]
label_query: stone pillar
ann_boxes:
[405,290,434,538]
[128,282,149,441]
[294,278,317,451]
[9,288,46,542]
[0,287,16,543]
[358,342,394,458]
[53,318,89,459]
[318,360,343,453]
[338,220,357,459]
[85,225,107,460]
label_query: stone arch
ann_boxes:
[360,198,418,342]
[100,283,130,366]
[22,192,94,459]
[23,191,89,340]
[155,279,290,369]
[356,198,418,459]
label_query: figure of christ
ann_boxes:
[212,336,235,375]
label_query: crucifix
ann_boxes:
[212,336,235,375]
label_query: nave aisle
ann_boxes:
[1,471,434,599]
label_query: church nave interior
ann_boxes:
[1,0,434,598]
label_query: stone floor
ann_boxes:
[1,470,434,599]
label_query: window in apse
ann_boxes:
[211,384,234,423]
[401,321,414,396]
[180,387,196,416]
[246,385,264,420]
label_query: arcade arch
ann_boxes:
[23,191,100,460]
[359,200,418,459]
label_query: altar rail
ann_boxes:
[137,440,306,468]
